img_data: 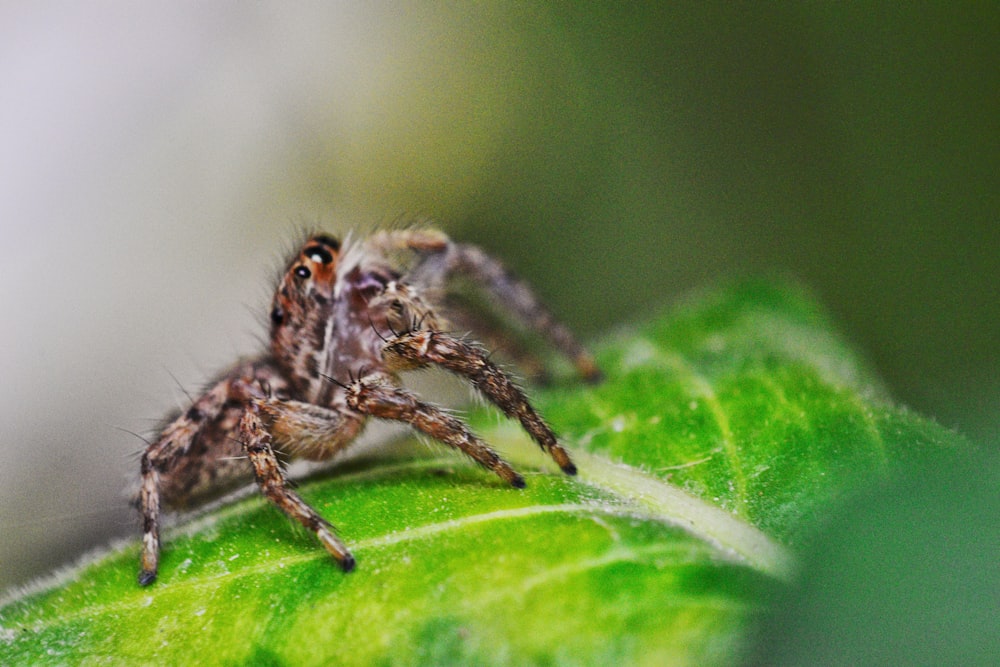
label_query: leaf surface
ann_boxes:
[0,281,965,665]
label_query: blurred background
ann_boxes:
[1,3,997,591]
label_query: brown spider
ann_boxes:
[137,227,600,585]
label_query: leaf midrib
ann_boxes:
[568,450,793,579]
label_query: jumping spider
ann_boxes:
[138,227,600,585]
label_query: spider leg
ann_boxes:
[366,227,450,254]
[381,330,577,475]
[138,457,163,586]
[439,302,552,382]
[446,243,602,383]
[363,230,599,382]
[257,396,364,461]
[138,374,246,586]
[239,406,356,572]
[346,373,526,488]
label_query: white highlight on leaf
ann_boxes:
[570,450,794,580]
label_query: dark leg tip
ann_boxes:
[511,475,527,489]
[138,570,157,587]
[340,554,356,573]
[561,462,578,476]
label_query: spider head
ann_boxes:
[269,235,342,379]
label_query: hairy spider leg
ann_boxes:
[138,375,246,585]
[434,303,552,382]
[381,330,577,475]
[365,230,600,383]
[239,407,355,571]
[346,373,526,488]
[447,243,602,383]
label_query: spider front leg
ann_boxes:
[239,406,356,572]
[381,330,577,475]
[345,373,527,488]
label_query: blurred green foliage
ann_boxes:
[749,449,1000,664]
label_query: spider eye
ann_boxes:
[294,265,311,279]
[304,244,334,265]
[270,306,284,325]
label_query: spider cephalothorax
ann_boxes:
[137,227,600,585]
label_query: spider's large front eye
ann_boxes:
[304,244,334,265]
[294,265,311,279]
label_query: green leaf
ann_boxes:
[0,280,966,665]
